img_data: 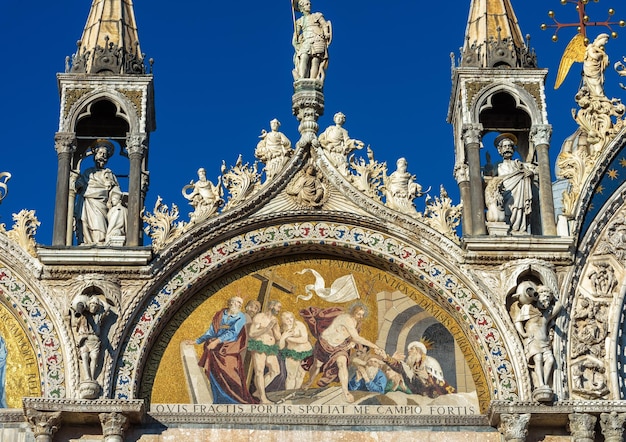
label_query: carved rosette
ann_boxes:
[600,412,626,442]
[498,413,530,442]
[568,413,597,442]
[26,410,62,441]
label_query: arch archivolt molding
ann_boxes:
[112,220,527,405]
[0,239,67,399]
[563,198,626,401]
[470,82,544,125]
[61,87,141,133]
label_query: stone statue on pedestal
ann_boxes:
[510,281,562,402]
[485,133,537,235]
[75,140,121,245]
[105,189,127,246]
[383,158,426,215]
[72,293,112,399]
[182,168,224,224]
[319,112,364,177]
[255,119,293,183]
[292,0,332,82]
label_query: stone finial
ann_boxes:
[568,413,597,442]
[498,413,531,442]
[70,0,146,74]
[459,0,536,68]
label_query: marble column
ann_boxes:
[52,132,76,246]
[568,413,596,442]
[454,163,472,235]
[531,125,556,236]
[126,133,147,247]
[498,413,530,442]
[463,123,486,235]
[26,410,62,442]
[600,411,626,442]
[99,412,129,442]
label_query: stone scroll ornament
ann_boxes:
[0,171,10,204]
[291,0,332,83]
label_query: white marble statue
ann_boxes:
[292,0,332,82]
[286,165,325,207]
[319,112,364,177]
[182,168,224,223]
[105,189,127,246]
[510,282,562,401]
[72,294,111,384]
[583,33,610,99]
[75,140,121,245]
[383,158,425,215]
[255,119,293,182]
[491,134,536,234]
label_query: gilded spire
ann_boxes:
[461,0,537,68]
[69,0,146,75]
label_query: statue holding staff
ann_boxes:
[291,0,332,82]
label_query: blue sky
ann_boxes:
[1,0,625,244]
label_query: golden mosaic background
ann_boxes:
[148,257,482,405]
[0,303,41,407]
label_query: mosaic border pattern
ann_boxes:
[114,222,518,402]
[0,268,65,398]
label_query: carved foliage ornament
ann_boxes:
[144,116,461,249]
[0,210,40,258]
[558,42,626,216]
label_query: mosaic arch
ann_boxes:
[114,221,524,409]
[0,267,65,401]
[144,258,483,409]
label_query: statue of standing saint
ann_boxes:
[292,0,332,82]
[74,140,121,245]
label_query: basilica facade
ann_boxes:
[1,0,626,440]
